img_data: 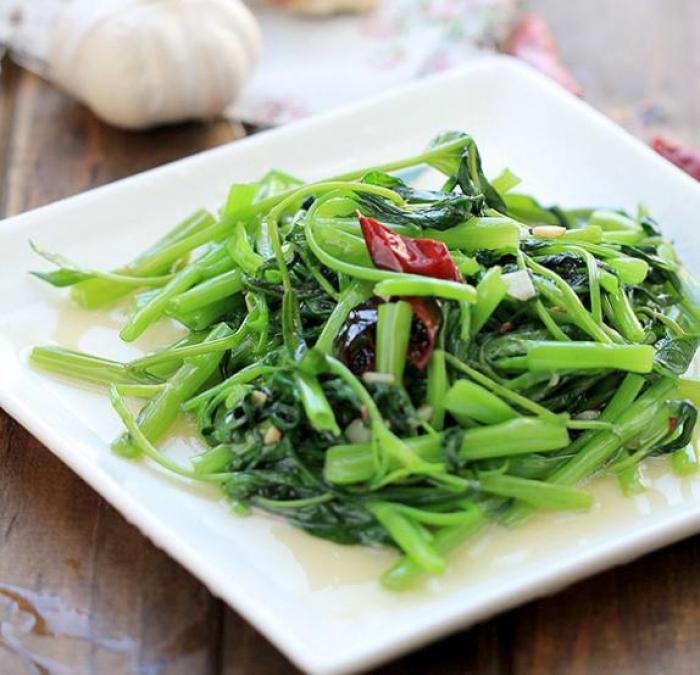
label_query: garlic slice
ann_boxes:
[502,270,537,301]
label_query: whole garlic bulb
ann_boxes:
[43,0,260,129]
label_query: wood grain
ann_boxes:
[2,1,700,673]
[0,63,241,675]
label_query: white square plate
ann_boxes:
[2,56,700,675]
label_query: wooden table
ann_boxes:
[1,1,699,673]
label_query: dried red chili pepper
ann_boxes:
[651,136,700,181]
[335,299,379,375]
[354,213,454,371]
[504,13,582,96]
[357,212,462,282]
[405,297,441,370]
[334,297,442,374]
[498,321,514,335]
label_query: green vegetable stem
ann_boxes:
[28,129,700,590]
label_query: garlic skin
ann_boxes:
[47,0,261,130]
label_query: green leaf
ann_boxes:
[30,241,95,287]
[491,168,522,195]
[456,135,506,212]
[30,269,92,287]
[358,170,479,230]
[654,334,700,376]
[358,191,477,230]
[425,130,472,176]
[652,400,698,454]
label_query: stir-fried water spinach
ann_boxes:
[30,131,700,589]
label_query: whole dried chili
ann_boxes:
[504,13,582,96]
[651,136,700,181]
[357,212,463,282]
[357,212,456,370]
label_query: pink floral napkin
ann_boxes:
[233,0,520,126]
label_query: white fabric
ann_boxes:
[233,0,519,125]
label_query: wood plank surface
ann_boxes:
[0,65,243,675]
[1,1,700,673]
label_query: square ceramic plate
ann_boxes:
[2,56,700,675]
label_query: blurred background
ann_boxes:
[0,0,698,208]
[2,2,700,674]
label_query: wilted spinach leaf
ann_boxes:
[654,334,700,376]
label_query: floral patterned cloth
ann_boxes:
[233,0,520,126]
